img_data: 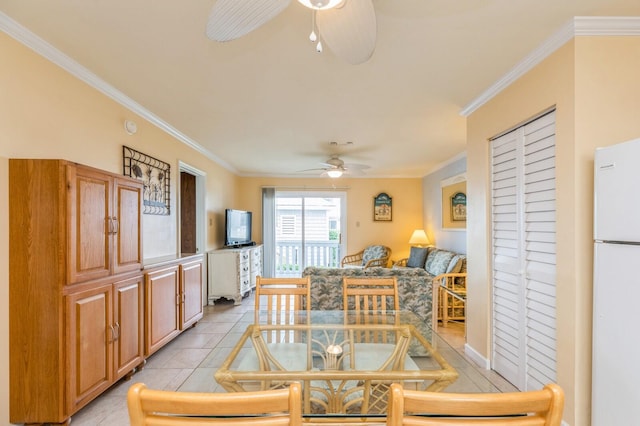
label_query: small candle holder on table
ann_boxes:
[325,344,343,370]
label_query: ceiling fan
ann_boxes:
[206,0,377,65]
[300,154,370,178]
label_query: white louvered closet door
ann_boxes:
[490,110,557,391]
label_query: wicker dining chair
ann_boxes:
[254,276,311,342]
[236,276,312,378]
[343,276,399,316]
[386,382,565,426]
[127,382,302,425]
[342,276,415,358]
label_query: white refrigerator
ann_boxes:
[592,137,640,425]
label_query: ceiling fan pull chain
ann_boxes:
[309,10,323,53]
[309,10,318,42]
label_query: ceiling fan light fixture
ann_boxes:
[297,0,344,10]
[327,169,343,178]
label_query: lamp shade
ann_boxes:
[408,229,430,246]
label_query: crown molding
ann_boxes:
[0,11,236,173]
[460,16,640,117]
[574,16,640,35]
[422,151,467,178]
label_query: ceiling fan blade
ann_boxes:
[344,167,366,176]
[316,0,377,65]
[206,0,291,42]
[344,162,371,170]
[297,167,329,173]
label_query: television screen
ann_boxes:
[225,209,253,247]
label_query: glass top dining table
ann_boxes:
[214,310,500,418]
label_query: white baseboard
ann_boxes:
[464,343,491,369]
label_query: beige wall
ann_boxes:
[237,177,424,261]
[422,157,467,254]
[0,33,238,425]
[466,36,640,426]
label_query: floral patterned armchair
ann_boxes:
[340,245,392,269]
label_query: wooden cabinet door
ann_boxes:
[67,166,112,284]
[66,284,113,412]
[180,258,204,329]
[113,275,144,379]
[113,178,143,275]
[145,266,181,356]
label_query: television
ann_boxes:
[224,209,253,247]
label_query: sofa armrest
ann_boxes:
[433,272,467,288]
[393,258,408,267]
[432,273,467,331]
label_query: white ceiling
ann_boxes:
[2,1,640,178]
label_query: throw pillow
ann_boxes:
[425,249,457,276]
[406,246,429,268]
[446,255,463,273]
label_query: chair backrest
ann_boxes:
[386,382,565,426]
[255,276,311,343]
[343,277,399,343]
[343,276,399,312]
[128,382,302,425]
[362,245,391,267]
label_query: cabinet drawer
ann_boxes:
[239,261,250,277]
[251,246,262,258]
[240,276,251,294]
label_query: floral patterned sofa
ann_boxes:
[302,247,466,329]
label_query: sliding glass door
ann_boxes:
[272,191,346,277]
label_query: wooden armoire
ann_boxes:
[9,159,144,425]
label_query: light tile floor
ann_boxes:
[68,294,516,425]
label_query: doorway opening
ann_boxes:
[272,191,347,277]
[178,162,206,256]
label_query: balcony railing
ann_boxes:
[276,240,341,277]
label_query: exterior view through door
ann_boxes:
[274,192,346,278]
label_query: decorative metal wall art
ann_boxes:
[123,146,170,215]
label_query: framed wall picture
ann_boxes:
[374,192,392,221]
[451,192,467,221]
[123,146,171,215]
[441,173,466,229]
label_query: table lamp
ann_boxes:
[409,229,430,247]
